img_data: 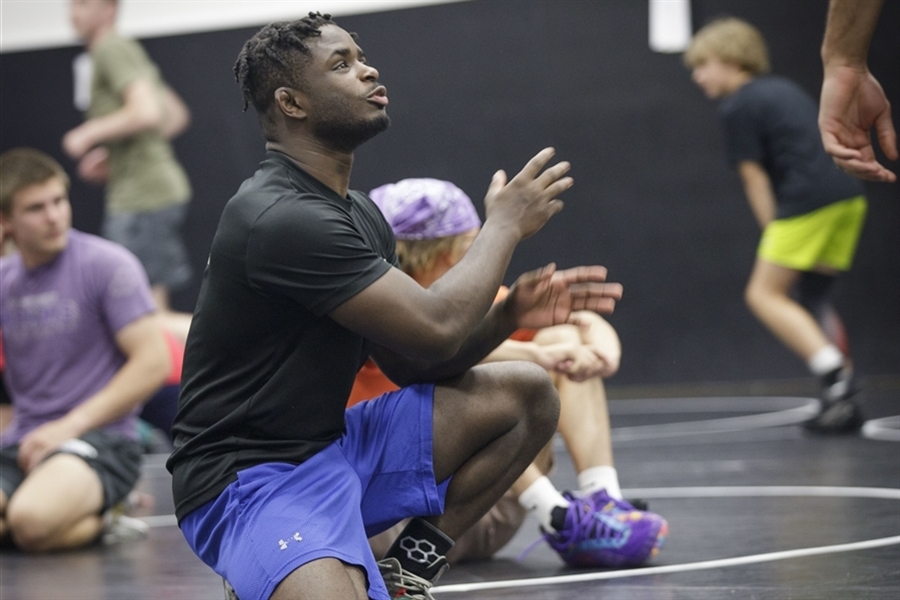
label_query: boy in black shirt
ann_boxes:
[685,18,867,432]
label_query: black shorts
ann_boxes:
[0,429,142,511]
[0,378,11,405]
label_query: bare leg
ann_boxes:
[745,259,832,361]
[0,405,12,433]
[531,321,615,472]
[556,375,614,473]
[305,362,557,595]
[5,454,104,551]
[428,361,559,539]
[271,558,368,600]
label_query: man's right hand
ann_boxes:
[77,147,110,184]
[819,65,897,182]
[482,147,573,239]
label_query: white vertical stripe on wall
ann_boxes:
[648,0,692,53]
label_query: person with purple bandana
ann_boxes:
[0,148,170,552]
[354,178,668,569]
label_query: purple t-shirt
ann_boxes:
[0,229,156,446]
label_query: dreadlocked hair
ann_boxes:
[233,12,338,115]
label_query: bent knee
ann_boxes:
[6,503,61,552]
[744,281,766,311]
[532,323,581,345]
[490,361,560,432]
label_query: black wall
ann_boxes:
[2,0,897,387]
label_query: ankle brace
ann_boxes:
[384,518,453,580]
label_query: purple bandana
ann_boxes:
[369,178,481,240]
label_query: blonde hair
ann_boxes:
[0,148,70,216]
[396,235,471,278]
[683,17,770,76]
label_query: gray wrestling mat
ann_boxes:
[2,383,898,600]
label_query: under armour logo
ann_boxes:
[399,536,440,565]
[277,533,304,550]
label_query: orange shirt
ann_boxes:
[346,286,535,407]
[346,359,399,407]
[163,329,184,386]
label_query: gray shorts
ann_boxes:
[103,203,192,292]
[0,429,142,511]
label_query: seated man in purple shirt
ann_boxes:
[0,148,170,552]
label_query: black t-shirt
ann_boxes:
[167,151,396,521]
[719,75,863,219]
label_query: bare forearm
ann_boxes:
[375,301,518,385]
[822,0,883,67]
[63,349,169,436]
[159,87,191,139]
[738,162,776,229]
[67,79,163,154]
[744,186,775,229]
[411,219,521,357]
[575,311,621,366]
[75,107,159,149]
[482,339,540,363]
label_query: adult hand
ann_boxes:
[506,264,623,331]
[819,65,898,182]
[62,126,94,160]
[557,345,607,382]
[530,341,579,373]
[78,147,110,184]
[17,418,83,473]
[482,147,573,240]
[569,312,621,379]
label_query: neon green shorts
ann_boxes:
[757,196,867,272]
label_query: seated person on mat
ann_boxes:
[351,178,668,568]
[0,148,170,552]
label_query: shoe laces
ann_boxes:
[590,489,638,514]
[517,493,630,561]
[555,496,631,549]
[377,557,441,599]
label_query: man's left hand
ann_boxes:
[506,264,623,331]
[17,419,84,473]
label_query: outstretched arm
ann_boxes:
[371,264,623,385]
[819,0,897,182]
[330,148,571,362]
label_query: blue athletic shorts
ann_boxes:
[179,383,449,600]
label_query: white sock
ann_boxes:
[517,476,569,532]
[578,466,622,499]
[807,345,843,376]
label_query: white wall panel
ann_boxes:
[0,0,470,53]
